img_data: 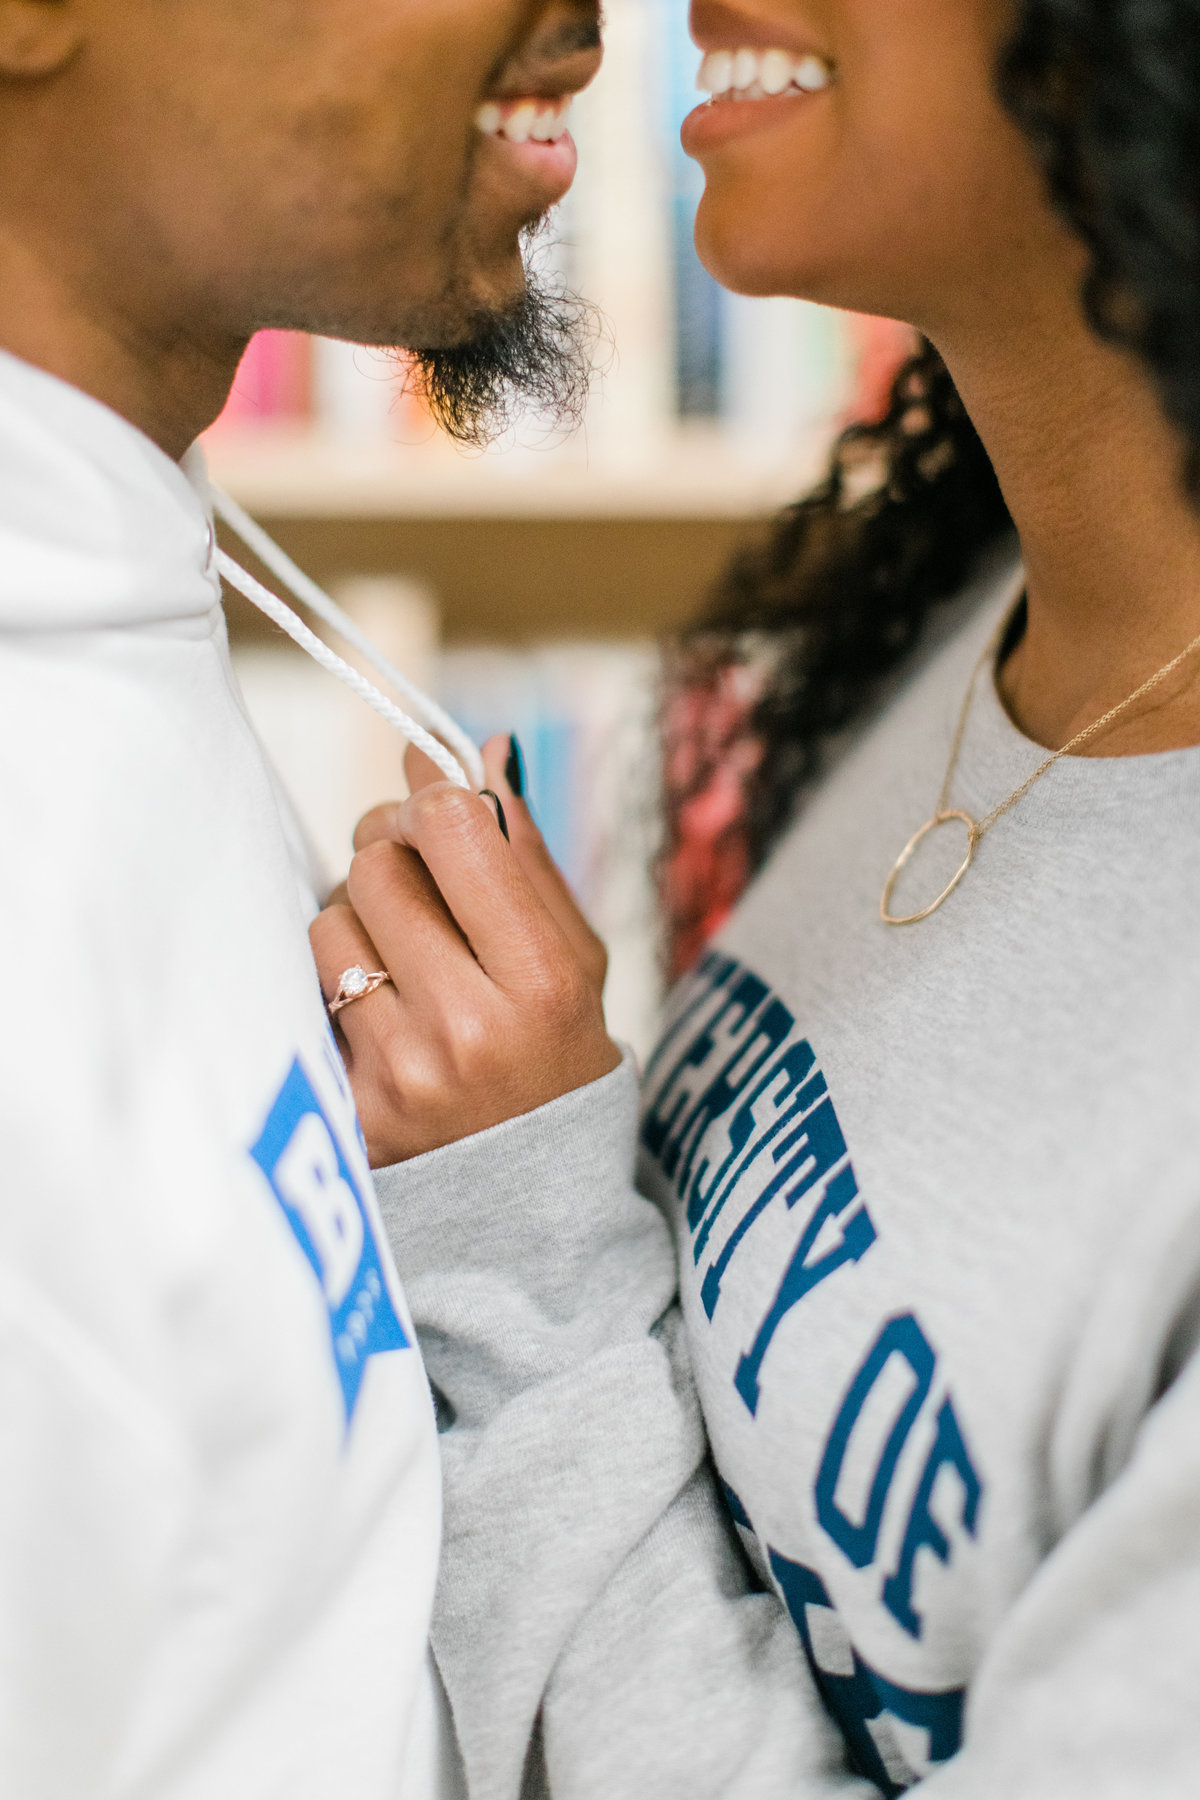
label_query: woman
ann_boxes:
[312,1,1200,1793]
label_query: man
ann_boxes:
[0,1,599,1794]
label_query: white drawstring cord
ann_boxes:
[215,549,472,790]
[208,481,485,792]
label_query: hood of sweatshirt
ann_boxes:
[0,346,481,790]
[0,346,219,632]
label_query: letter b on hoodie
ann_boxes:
[251,1056,410,1427]
[276,1111,364,1307]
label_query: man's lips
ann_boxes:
[489,21,603,101]
[472,25,601,214]
[474,98,579,211]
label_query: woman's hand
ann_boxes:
[310,735,621,1166]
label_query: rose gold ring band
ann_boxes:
[328,965,393,1017]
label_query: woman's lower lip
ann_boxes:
[680,92,826,156]
[481,129,578,209]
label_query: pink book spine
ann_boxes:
[211,331,312,431]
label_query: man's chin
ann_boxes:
[401,238,595,447]
[405,249,532,354]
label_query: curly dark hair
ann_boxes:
[663,0,1197,971]
[1001,0,1200,491]
[662,342,1014,969]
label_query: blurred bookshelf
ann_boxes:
[213,0,913,1049]
[207,410,833,644]
[206,420,835,523]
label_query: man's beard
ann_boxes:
[402,232,597,448]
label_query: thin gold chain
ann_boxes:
[938,605,1200,838]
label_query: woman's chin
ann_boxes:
[694,219,773,296]
[693,208,814,304]
[693,202,889,317]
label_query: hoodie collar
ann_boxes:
[0,347,221,632]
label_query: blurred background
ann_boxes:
[207,0,912,1058]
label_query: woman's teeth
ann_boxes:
[696,48,834,100]
[474,97,573,144]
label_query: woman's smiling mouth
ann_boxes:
[683,45,835,154]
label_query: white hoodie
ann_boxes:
[0,349,453,1799]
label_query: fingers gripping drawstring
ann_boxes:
[208,481,485,792]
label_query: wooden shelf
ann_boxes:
[210,423,826,645]
[221,511,779,645]
[204,422,827,522]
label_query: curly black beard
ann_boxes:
[403,239,597,448]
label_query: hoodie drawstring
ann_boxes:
[208,482,484,793]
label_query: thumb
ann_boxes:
[403,739,456,796]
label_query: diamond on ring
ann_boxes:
[328,964,392,1017]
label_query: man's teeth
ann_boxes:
[696,48,834,100]
[474,97,573,144]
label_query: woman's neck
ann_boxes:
[939,293,1200,756]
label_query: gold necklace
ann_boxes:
[880,603,1200,926]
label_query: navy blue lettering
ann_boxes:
[641,971,767,1172]
[734,1167,875,1415]
[721,1480,753,1530]
[699,1092,844,1318]
[640,958,739,1159]
[869,1669,965,1768]
[769,1550,965,1796]
[883,1397,982,1638]
[814,1314,936,1569]
[641,951,733,1086]
[671,997,795,1205]
[687,1037,817,1243]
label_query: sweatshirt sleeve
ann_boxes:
[374,1053,875,1800]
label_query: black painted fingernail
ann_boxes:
[505,733,526,799]
[479,789,510,842]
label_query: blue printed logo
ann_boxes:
[644,952,987,1787]
[251,1057,409,1425]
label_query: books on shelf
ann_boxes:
[309,340,429,445]
[208,333,434,443]
[660,0,720,418]
[210,330,312,430]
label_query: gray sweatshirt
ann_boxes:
[379,557,1200,1798]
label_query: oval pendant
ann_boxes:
[880,810,978,926]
